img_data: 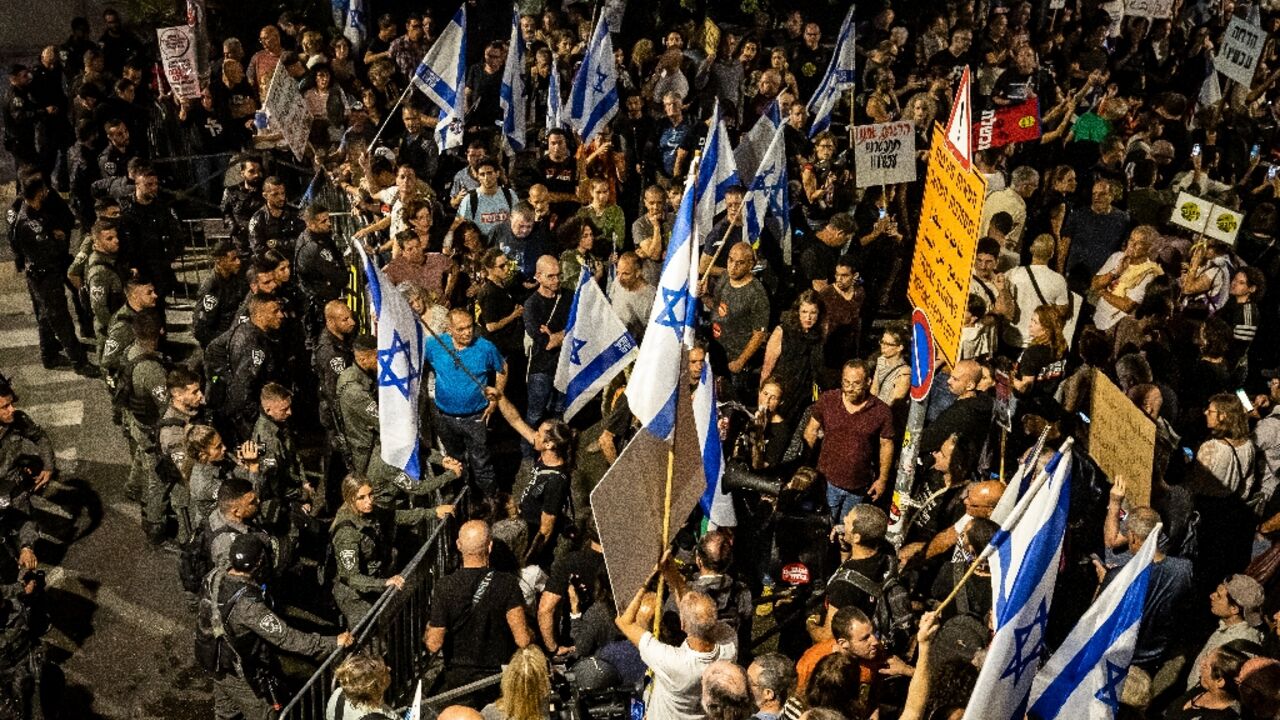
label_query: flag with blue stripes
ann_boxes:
[1028,523,1160,720]
[500,7,526,154]
[547,57,564,130]
[962,439,1074,720]
[411,5,467,151]
[693,99,740,245]
[990,426,1051,525]
[693,359,735,527]
[554,266,638,420]
[342,0,368,52]
[354,243,425,480]
[807,6,856,137]
[735,98,781,180]
[743,123,791,263]
[566,16,619,144]
[626,172,699,441]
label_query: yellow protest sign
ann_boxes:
[1088,369,1155,507]
[907,124,986,366]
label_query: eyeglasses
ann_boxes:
[880,338,902,347]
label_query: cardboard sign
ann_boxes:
[907,124,987,367]
[1217,15,1265,86]
[157,26,202,100]
[974,97,1041,151]
[854,121,917,187]
[1088,369,1155,507]
[1170,191,1242,244]
[1124,0,1175,18]
[993,369,1016,432]
[262,63,311,160]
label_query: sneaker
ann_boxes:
[73,362,101,379]
[41,355,70,370]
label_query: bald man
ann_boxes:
[702,660,752,719]
[917,359,994,458]
[617,588,736,719]
[608,252,655,342]
[314,300,356,413]
[523,255,571,452]
[903,480,1006,567]
[707,242,770,402]
[438,707,485,720]
[425,520,533,707]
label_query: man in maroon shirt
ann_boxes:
[803,359,896,523]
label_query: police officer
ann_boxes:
[220,155,264,250]
[247,176,304,258]
[192,241,247,347]
[225,293,285,441]
[314,301,356,429]
[330,474,450,629]
[293,204,348,331]
[118,311,171,538]
[118,163,180,305]
[203,534,352,720]
[97,118,137,180]
[0,564,43,720]
[101,276,158,382]
[157,367,204,544]
[0,381,48,578]
[250,383,307,530]
[3,64,46,174]
[9,176,98,376]
[84,219,126,361]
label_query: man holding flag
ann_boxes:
[555,266,637,421]
[565,15,619,145]
[411,5,467,151]
[806,7,856,137]
[499,7,527,154]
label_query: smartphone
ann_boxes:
[1270,165,1279,180]
[1077,411,1091,424]
[1252,144,1262,161]
[1191,143,1202,157]
[878,206,888,219]
[1237,389,1255,413]
[1182,446,1194,461]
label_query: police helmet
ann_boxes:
[229,534,268,574]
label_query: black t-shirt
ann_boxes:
[519,462,571,533]
[477,279,524,356]
[799,241,841,289]
[523,289,570,375]
[428,567,524,671]
[545,547,604,598]
[826,553,891,617]
[1014,345,1066,399]
[538,156,579,217]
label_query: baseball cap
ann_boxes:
[1226,574,1265,626]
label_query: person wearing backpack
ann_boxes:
[453,157,518,240]
[197,534,352,719]
[824,504,915,659]
[156,366,205,546]
[656,530,755,664]
[115,310,173,544]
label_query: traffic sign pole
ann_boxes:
[889,308,936,547]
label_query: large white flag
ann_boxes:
[1027,523,1161,720]
[735,98,781,180]
[547,57,565,130]
[355,244,425,480]
[500,7,527,153]
[555,267,638,420]
[411,5,467,151]
[743,124,791,263]
[565,16,619,144]
[626,173,699,440]
[807,6,856,137]
[342,0,368,52]
[693,99,739,245]
[962,440,1074,720]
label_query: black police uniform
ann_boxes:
[293,230,348,317]
[225,322,283,440]
[119,194,181,299]
[220,183,263,251]
[9,199,90,368]
[246,205,304,259]
[193,271,249,347]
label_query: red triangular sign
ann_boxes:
[944,66,973,169]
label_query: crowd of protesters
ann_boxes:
[7,0,1280,718]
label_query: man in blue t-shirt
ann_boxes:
[425,307,508,492]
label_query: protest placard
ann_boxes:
[854,121,917,187]
[1206,204,1244,244]
[1125,0,1174,18]
[906,124,986,366]
[1170,191,1243,244]
[974,98,1041,151]
[157,26,202,101]
[1217,15,1265,86]
[1088,369,1155,506]
[262,63,311,160]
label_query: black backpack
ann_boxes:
[179,519,239,594]
[826,558,914,655]
[203,325,237,412]
[193,570,246,674]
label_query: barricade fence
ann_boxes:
[278,486,471,720]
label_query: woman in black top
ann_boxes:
[760,290,825,424]
[1165,645,1246,719]
[1013,305,1068,408]
[489,388,576,567]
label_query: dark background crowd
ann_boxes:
[6,0,1280,718]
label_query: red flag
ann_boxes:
[973,97,1041,151]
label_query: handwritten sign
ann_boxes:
[262,61,311,160]
[157,26,202,100]
[1124,0,1174,18]
[907,124,986,367]
[854,121,917,187]
[1088,369,1155,507]
[1217,16,1265,86]
[1170,191,1242,244]
[993,369,1016,431]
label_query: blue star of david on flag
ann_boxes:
[1002,598,1049,686]
[569,337,588,365]
[377,329,419,399]
[655,286,688,340]
[1093,660,1127,711]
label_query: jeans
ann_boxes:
[524,372,563,456]
[434,408,495,492]
[826,482,867,524]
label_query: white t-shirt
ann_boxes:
[1092,252,1158,332]
[639,629,736,720]
[1004,264,1069,347]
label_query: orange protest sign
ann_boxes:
[906,123,987,366]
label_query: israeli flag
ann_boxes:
[990,426,1052,525]
[555,266,638,421]
[566,16,619,145]
[342,0,367,52]
[743,124,791,263]
[962,439,1074,720]
[693,100,740,244]
[500,7,527,154]
[330,0,347,36]
[354,243,425,480]
[547,57,564,130]
[411,5,467,151]
[1028,524,1161,720]
[693,360,735,527]
[807,6,856,137]
[626,173,700,440]
[735,98,781,180]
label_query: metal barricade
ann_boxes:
[169,217,229,309]
[277,486,471,719]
